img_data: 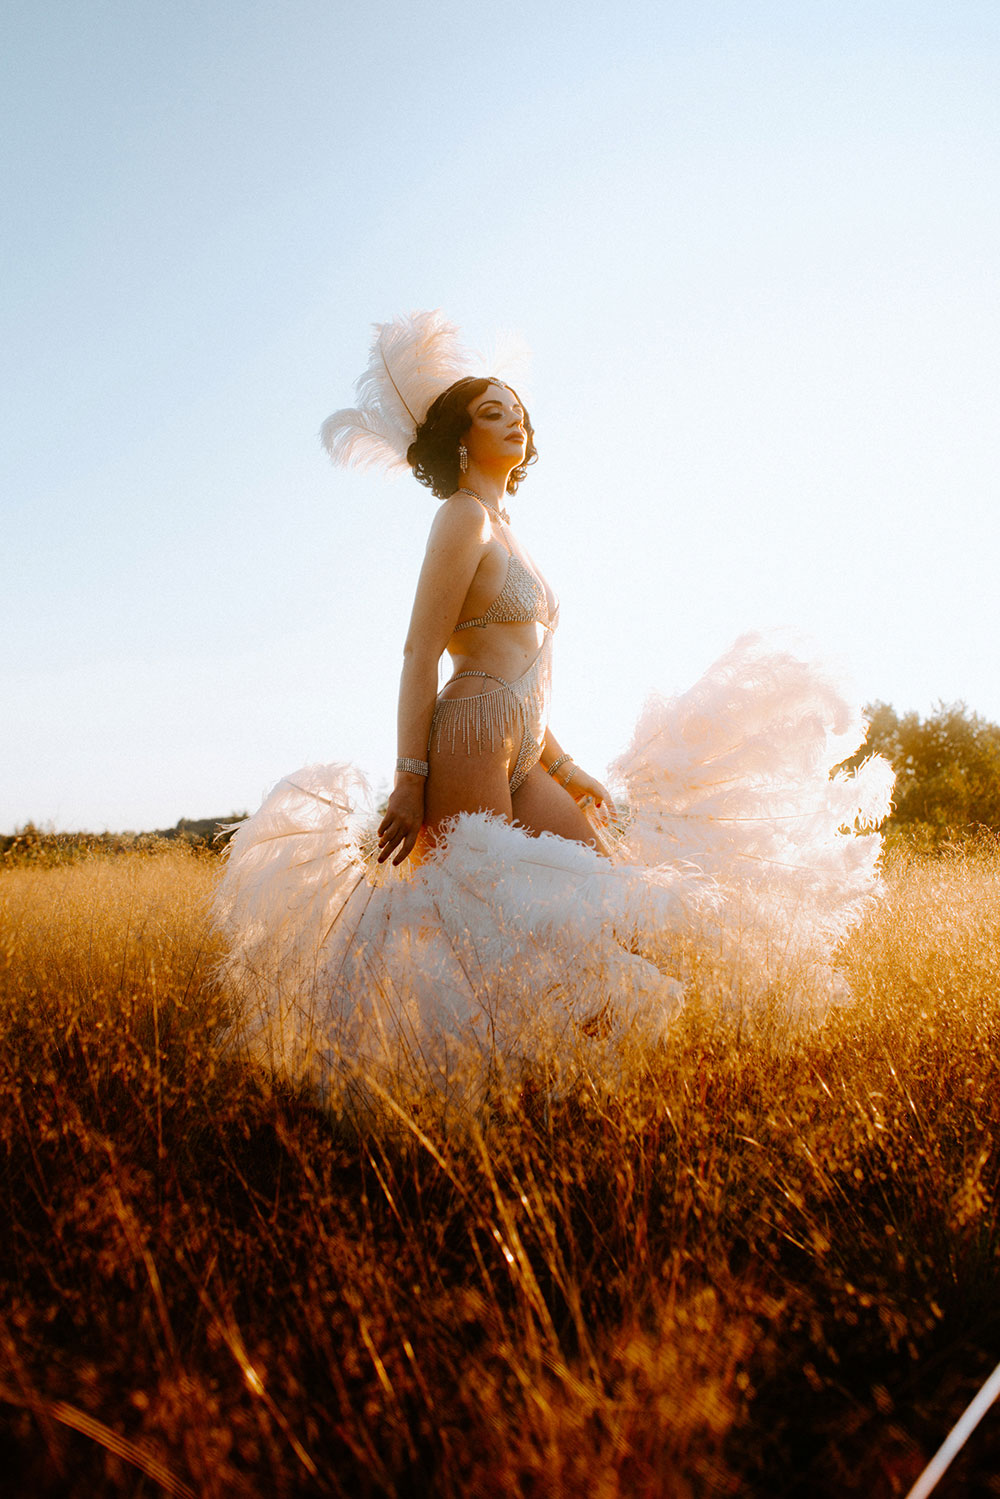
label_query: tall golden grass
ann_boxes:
[2,842,1000,1496]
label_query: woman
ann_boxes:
[378,374,611,867]
[214,311,892,1095]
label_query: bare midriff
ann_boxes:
[442,621,547,689]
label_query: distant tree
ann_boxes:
[839,700,1000,842]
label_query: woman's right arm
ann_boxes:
[377,499,489,865]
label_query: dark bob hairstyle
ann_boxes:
[407,377,537,499]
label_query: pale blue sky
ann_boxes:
[4,1,998,831]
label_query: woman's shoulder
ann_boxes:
[427,491,491,548]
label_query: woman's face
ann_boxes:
[464,383,526,469]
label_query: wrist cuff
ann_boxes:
[396,757,429,777]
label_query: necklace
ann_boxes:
[457,487,510,526]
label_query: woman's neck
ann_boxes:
[459,463,511,509]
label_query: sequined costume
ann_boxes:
[430,548,558,794]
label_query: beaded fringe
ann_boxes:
[430,645,551,762]
[431,682,522,754]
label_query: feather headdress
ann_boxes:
[321,310,478,476]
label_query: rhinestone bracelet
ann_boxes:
[547,754,573,779]
[396,757,429,777]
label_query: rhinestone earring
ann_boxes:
[459,443,468,473]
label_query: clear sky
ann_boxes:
[4,0,998,832]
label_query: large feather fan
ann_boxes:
[321,310,476,475]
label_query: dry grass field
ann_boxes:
[2,841,1000,1497]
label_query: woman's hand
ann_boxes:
[377,777,425,865]
[563,766,616,822]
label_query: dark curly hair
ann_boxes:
[407,377,537,499]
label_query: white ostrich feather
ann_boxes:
[473,327,533,404]
[321,310,477,475]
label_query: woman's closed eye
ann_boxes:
[477,402,524,422]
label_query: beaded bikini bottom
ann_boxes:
[429,634,552,794]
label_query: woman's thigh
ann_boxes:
[423,738,514,842]
[511,763,597,847]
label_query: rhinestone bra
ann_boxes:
[454,553,554,632]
